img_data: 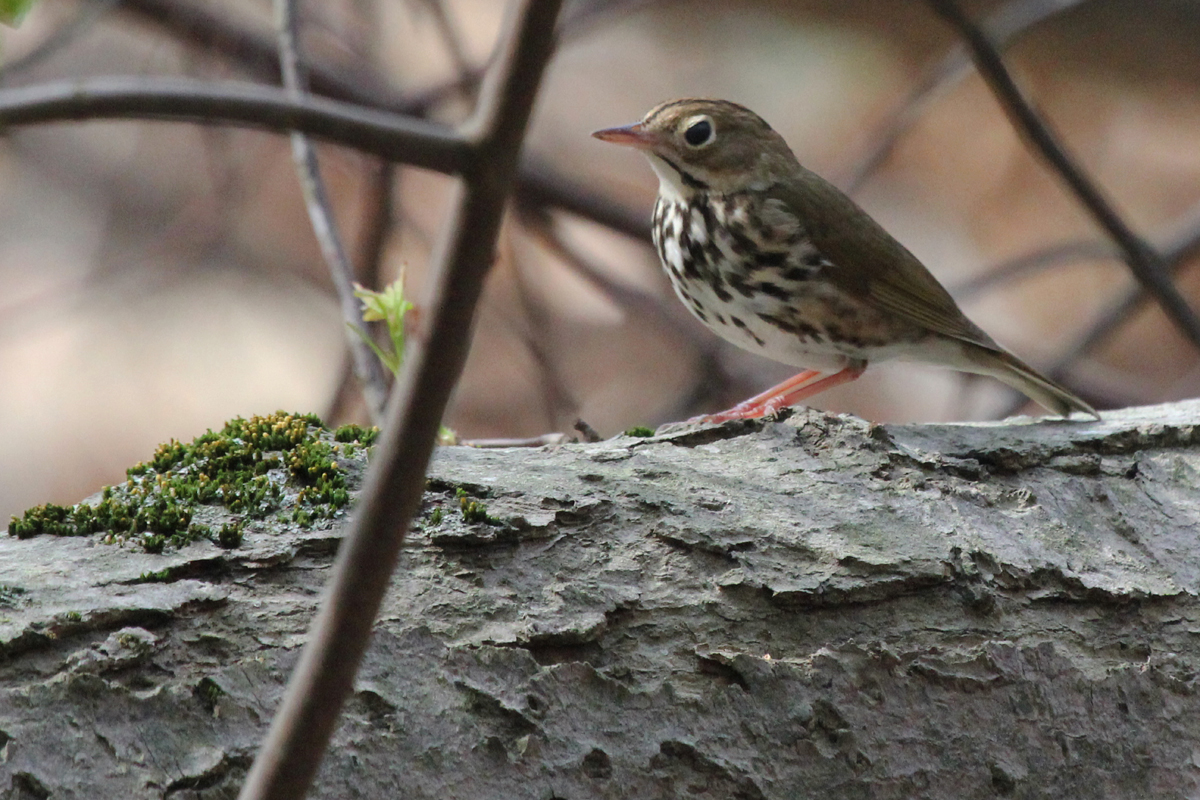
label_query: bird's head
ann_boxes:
[593,98,797,198]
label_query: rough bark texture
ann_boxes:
[3,401,1200,799]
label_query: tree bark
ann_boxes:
[3,401,1200,799]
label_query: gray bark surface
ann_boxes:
[3,402,1200,799]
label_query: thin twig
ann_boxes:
[928,0,1200,352]
[460,433,569,447]
[235,3,562,799]
[277,0,390,423]
[0,76,472,172]
[324,146,398,424]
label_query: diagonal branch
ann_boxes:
[276,0,390,423]
[0,77,473,173]
[235,2,563,798]
[928,0,1200,352]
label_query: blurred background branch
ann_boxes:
[930,0,1200,355]
[276,0,390,422]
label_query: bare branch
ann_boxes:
[928,0,1200,352]
[0,89,644,263]
[0,77,473,173]
[460,432,570,447]
[276,0,390,423]
[236,2,563,799]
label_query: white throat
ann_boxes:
[644,153,692,202]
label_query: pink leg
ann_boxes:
[688,370,819,423]
[691,364,867,423]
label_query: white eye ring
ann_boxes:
[683,115,715,148]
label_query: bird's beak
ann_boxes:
[592,122,656,150]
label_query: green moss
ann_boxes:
[8,411,360,550]
[334,423,379,446]
[0,584,26,609]
[135,568,174,584]
[429,507,444,525]
[289,439,350,509]
[7,503,87,539]
[187,523,214,542]
[216,521,244,549]
[455,487,498,525]
[115,631,150,652]
[141,533,167,554]
[194,676,225,711]
[625,426,655,438]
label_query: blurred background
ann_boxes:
[2,0,1200,523]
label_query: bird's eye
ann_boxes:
[684,117,713,147]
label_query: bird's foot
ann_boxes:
[688,400,783,424]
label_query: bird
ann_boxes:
[592,98,1098,423]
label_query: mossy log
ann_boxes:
[3,401,1200,799]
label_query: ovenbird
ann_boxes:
[593,99,1097,422]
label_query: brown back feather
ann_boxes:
[766,167,1002,352]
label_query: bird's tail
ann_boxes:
[962,345,1099,419]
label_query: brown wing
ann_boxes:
[766,166,1002,352]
